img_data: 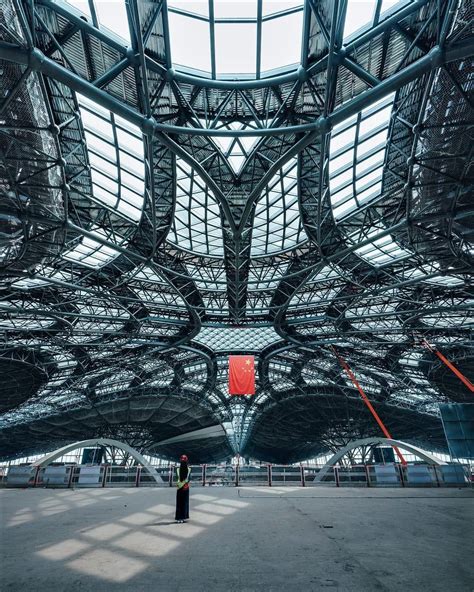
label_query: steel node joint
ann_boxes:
[428,46,445,68]
[29,47,45,69]
[142,117,156,137]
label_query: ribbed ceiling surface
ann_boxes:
[0,0,472,463]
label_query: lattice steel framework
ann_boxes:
[0,0,472,463]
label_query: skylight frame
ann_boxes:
[64,0,132,43]
[193,326,280,351]
[329,93,396,222]
[168,157,224,258]
[167,1,304,80]
[62,226,125,269]
[0,302,56,331]
[77,94,145,225]
[350,226,413,268]
[251,157,308,257]
[185,262,228,292]
[343,0,413,43]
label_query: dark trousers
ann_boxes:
[175,487,189,520]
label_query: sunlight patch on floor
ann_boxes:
[30,490,249,583]
[80,523,130,541]
[37,539,89,561]
[114,531,181,556]
[7,512,34,527]
[68,549,147,582]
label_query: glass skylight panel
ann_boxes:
[95,370,134,394]
[91,169,117,196]
[88,152,115,178]
[11,267,78,290]
[312,265,341,283]
[81,110,114,141]
[239,135,259,153]
[215,23,256,76]
[347,302,403,340]
[358,104,393,136]
[343,371,380,393]
[129,265,167,285]
[252,158,307,256]
[399,351,423,367]
[262,1,303,16]
[403,262,465,287]
[290,286,339,308]
[248,262,289,290]
[209,123,259,171]
[290,265,344,310]
[169,1,209,17]
[331,196,354,223]
[332,167,353,192]
[354,181,382,205]
[168,158,224,257]
[343,0,412,40]
[380,0,410,19]
[64,0,91,17]
[380,0,402,15]
[168,11,211,72]
[227,151,246,173]
[62,227,123,268]
[119,150,144,173]
[351,226,412,267]
[422,300,474,328]
[82,132,111,157]
[134,288,187,309]
[261,10,303,72]
[94,0,131,44]
[0,315,51,331]
[329,94,395,221]
[168,1,304,78]
[115,129,143,158]
[356,151,385,177]
[425,275,465,287]
[212,134,234,155]
[330,125,357,153]
[71,301,129,336]
[193,326,280,351]
[185,263,227,291]
[78,94,145,223]
[356,167,383,190]
[0,301,56,330]
[331,149,353,172]
[214,1,257,18]
[343,0,376,40]
[358,130,389,158]
[11,276,50,290]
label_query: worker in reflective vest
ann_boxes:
[175,454,191,523]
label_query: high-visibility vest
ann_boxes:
[176,466,191,489]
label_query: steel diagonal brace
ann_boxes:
[331,346,407,465]
[422,340,474,393]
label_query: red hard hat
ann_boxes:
[180,454,188,462]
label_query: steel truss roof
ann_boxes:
[0,0,472,463]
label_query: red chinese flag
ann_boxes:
[229,355,255,395]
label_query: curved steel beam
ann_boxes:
[36,0,430,92]
[31,437,164,482]
[314,436,447,482]
[0,41,473,139]
[149,424,226,448]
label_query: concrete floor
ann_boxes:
[1,486,473,592]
